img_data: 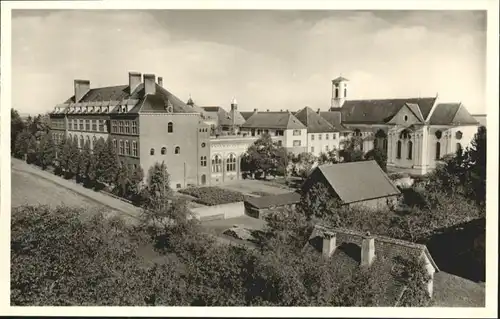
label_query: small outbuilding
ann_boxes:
[244,191,302,219]
[301,160,401,210]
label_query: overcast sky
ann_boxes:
[12,10,486,115]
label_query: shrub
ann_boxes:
[179,186,245,206]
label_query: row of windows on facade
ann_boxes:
[111,120,139,134]
[149,146,181,156]
[112,139,139,157]
[395,140,462,161]
[63,119,108,133]
[51,119,65,130]
[201,154,238,173]
[249,129,285,137]
[310,133,338,140]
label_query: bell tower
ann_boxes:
[331,76,349,109]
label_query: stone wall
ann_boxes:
[190,201,245,221]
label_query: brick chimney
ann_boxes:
[322,231,337,258]
[158,76,163,87]
[74,80,90,102]
[361,234,375,267]
[128,72,141,94]
[143,74,156,95]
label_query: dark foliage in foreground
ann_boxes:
[11,204,430,306]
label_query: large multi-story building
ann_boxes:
[321,76,480,175]
[50,72,211,189]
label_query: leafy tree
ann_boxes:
[26,135,38,164]
[241,133,287,179]
[37,133,56,169]
[57,135,71,176]
[96,137,120,185]
[290,152,317,180]
[86,138,106,186]
[296,181,341,220]
[11,205,154,306]
[141,162,173,212]
[465,126,486,206]
[364,147,388,172]
[66,136,81,179]
[318,148,340,165]
[77,140,92,183]
[13,131,31,160]
[11,109,26,154]
[339,136,364,163]
[114,162,131,198]
[392,255,431,306]
[129,165,145,204]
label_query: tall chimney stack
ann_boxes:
[143,74,156,95]
[322,231,337,258]
[361,234,375,267]
[128,72,141,94]
[74,80,90,103]
[158,76,163,87]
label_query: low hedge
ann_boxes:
[179,186,245,206]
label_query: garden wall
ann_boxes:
[190,201,245,221]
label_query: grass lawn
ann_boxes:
[432,271,485,307]
[11,168,133,222]
[12,169,108,210]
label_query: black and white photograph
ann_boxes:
[0,1,498,317]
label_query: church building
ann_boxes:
[322,76,480,175]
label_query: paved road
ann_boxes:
[11,158,142,224]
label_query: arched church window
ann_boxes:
[396,141,402,159]
[407,141,413,160]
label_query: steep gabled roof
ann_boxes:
[227,109,247,126]
[339,97,437,124]
[404,103,425,122]
[312,161,400,204]
[319,111,352,132]
[201,106,234,125]
[241,111,306,130]
[136,84,197,113]
[294,107,336,133]
[429,103,479,126]
[240,111,256,120]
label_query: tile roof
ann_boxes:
[135,84,197,113]
[338,97,437,124]
[429,103,479,125]
[241,111,306,130]
[244,191,302,209]
[227,109,247,126]
[201,106,233,125]
[294,107,337,133]
[310,225,439,271]
[65,85,131,103]
[63,82,196,114]
[240,111,256,121]
[311,161,400,204]
[405,103,424,122]
[319,111,352,132]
